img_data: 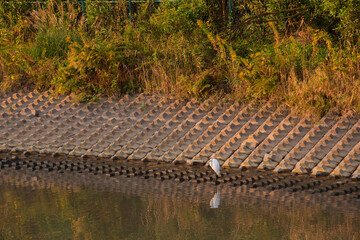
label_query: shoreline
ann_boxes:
[1,152,360,212]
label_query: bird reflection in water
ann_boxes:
[210,191,220,208]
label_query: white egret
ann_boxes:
[209,158,221,176]
[210,191,220,208]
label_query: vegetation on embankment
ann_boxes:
[1,0,360,116]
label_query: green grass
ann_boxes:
[1,0,360,116]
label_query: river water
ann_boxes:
[0,168,360,240]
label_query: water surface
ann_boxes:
[0,170,359,240]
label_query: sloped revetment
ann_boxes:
[1,91,360,179]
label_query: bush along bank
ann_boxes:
[1,0,360,116]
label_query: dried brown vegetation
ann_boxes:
[1,0,360,116]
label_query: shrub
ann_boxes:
[1,0,360,115]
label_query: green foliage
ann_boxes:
[1,0,360,115]
[54,32,137,96]
[85,0,127,32]
[321,0,360,43]
[29,26,78,59]
[151,0,207,35]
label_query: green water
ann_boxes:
[0,173,359,240]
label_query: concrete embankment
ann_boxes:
[1,90,360,179]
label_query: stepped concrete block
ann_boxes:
[11,142,28,152]
[34,141,48,149]
[320,154,343,168]
[341,156,360,172]
[210,148,232,161]
[196,146,215,158]
[142,140,159,149]
[292,165,309,174]
[351,165,360,179]
[261,137,276,150]
[101,148,116,157]
[62,143,76,151]
[222,156,241,168]
[312,143,331,159]
[79,142,92,150]
[239,145,255,156]
[274,118,333,159]
[247,154,267,168]
[259,155,281,170]
[91,143,106,153]
[191,152,209,162]
[331,168,352,177]
[312,163,335,176]
[292,156,318,174]
[39,148,53,155]
[83,149,101,157]
[119,145,136,155]
[223,150,247,168]
[173,154,190,164]
[97,152,112,159]
[186,159,206,166]
[25,145,38,154]
[239,156,259,169]
[111,138,128,148]
[112,150,129,160]
[181,147,198,158]
[298,117,358,175]
[334,147,360,173]
[128,150,147,160]
[251,145,266,156]
[69,147,87,156]
[329,144,360,177]
[152,104,223,160]
[238,115,291,168]
[7,139,19,148]
[96,140,111,149]
[3,91,360,179]
[54,147,69,155]
[242,136,259,150]
[83,137,98,146]
[145,151,161,161]
[160,151,178,162]
[0,101,9,109]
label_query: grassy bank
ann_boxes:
[1,0,360,116]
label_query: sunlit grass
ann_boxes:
[0,0,360,115]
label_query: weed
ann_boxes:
[1,0,360,116]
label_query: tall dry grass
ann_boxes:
[0,0,360,115]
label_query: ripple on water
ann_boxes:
[0,158,359,239]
